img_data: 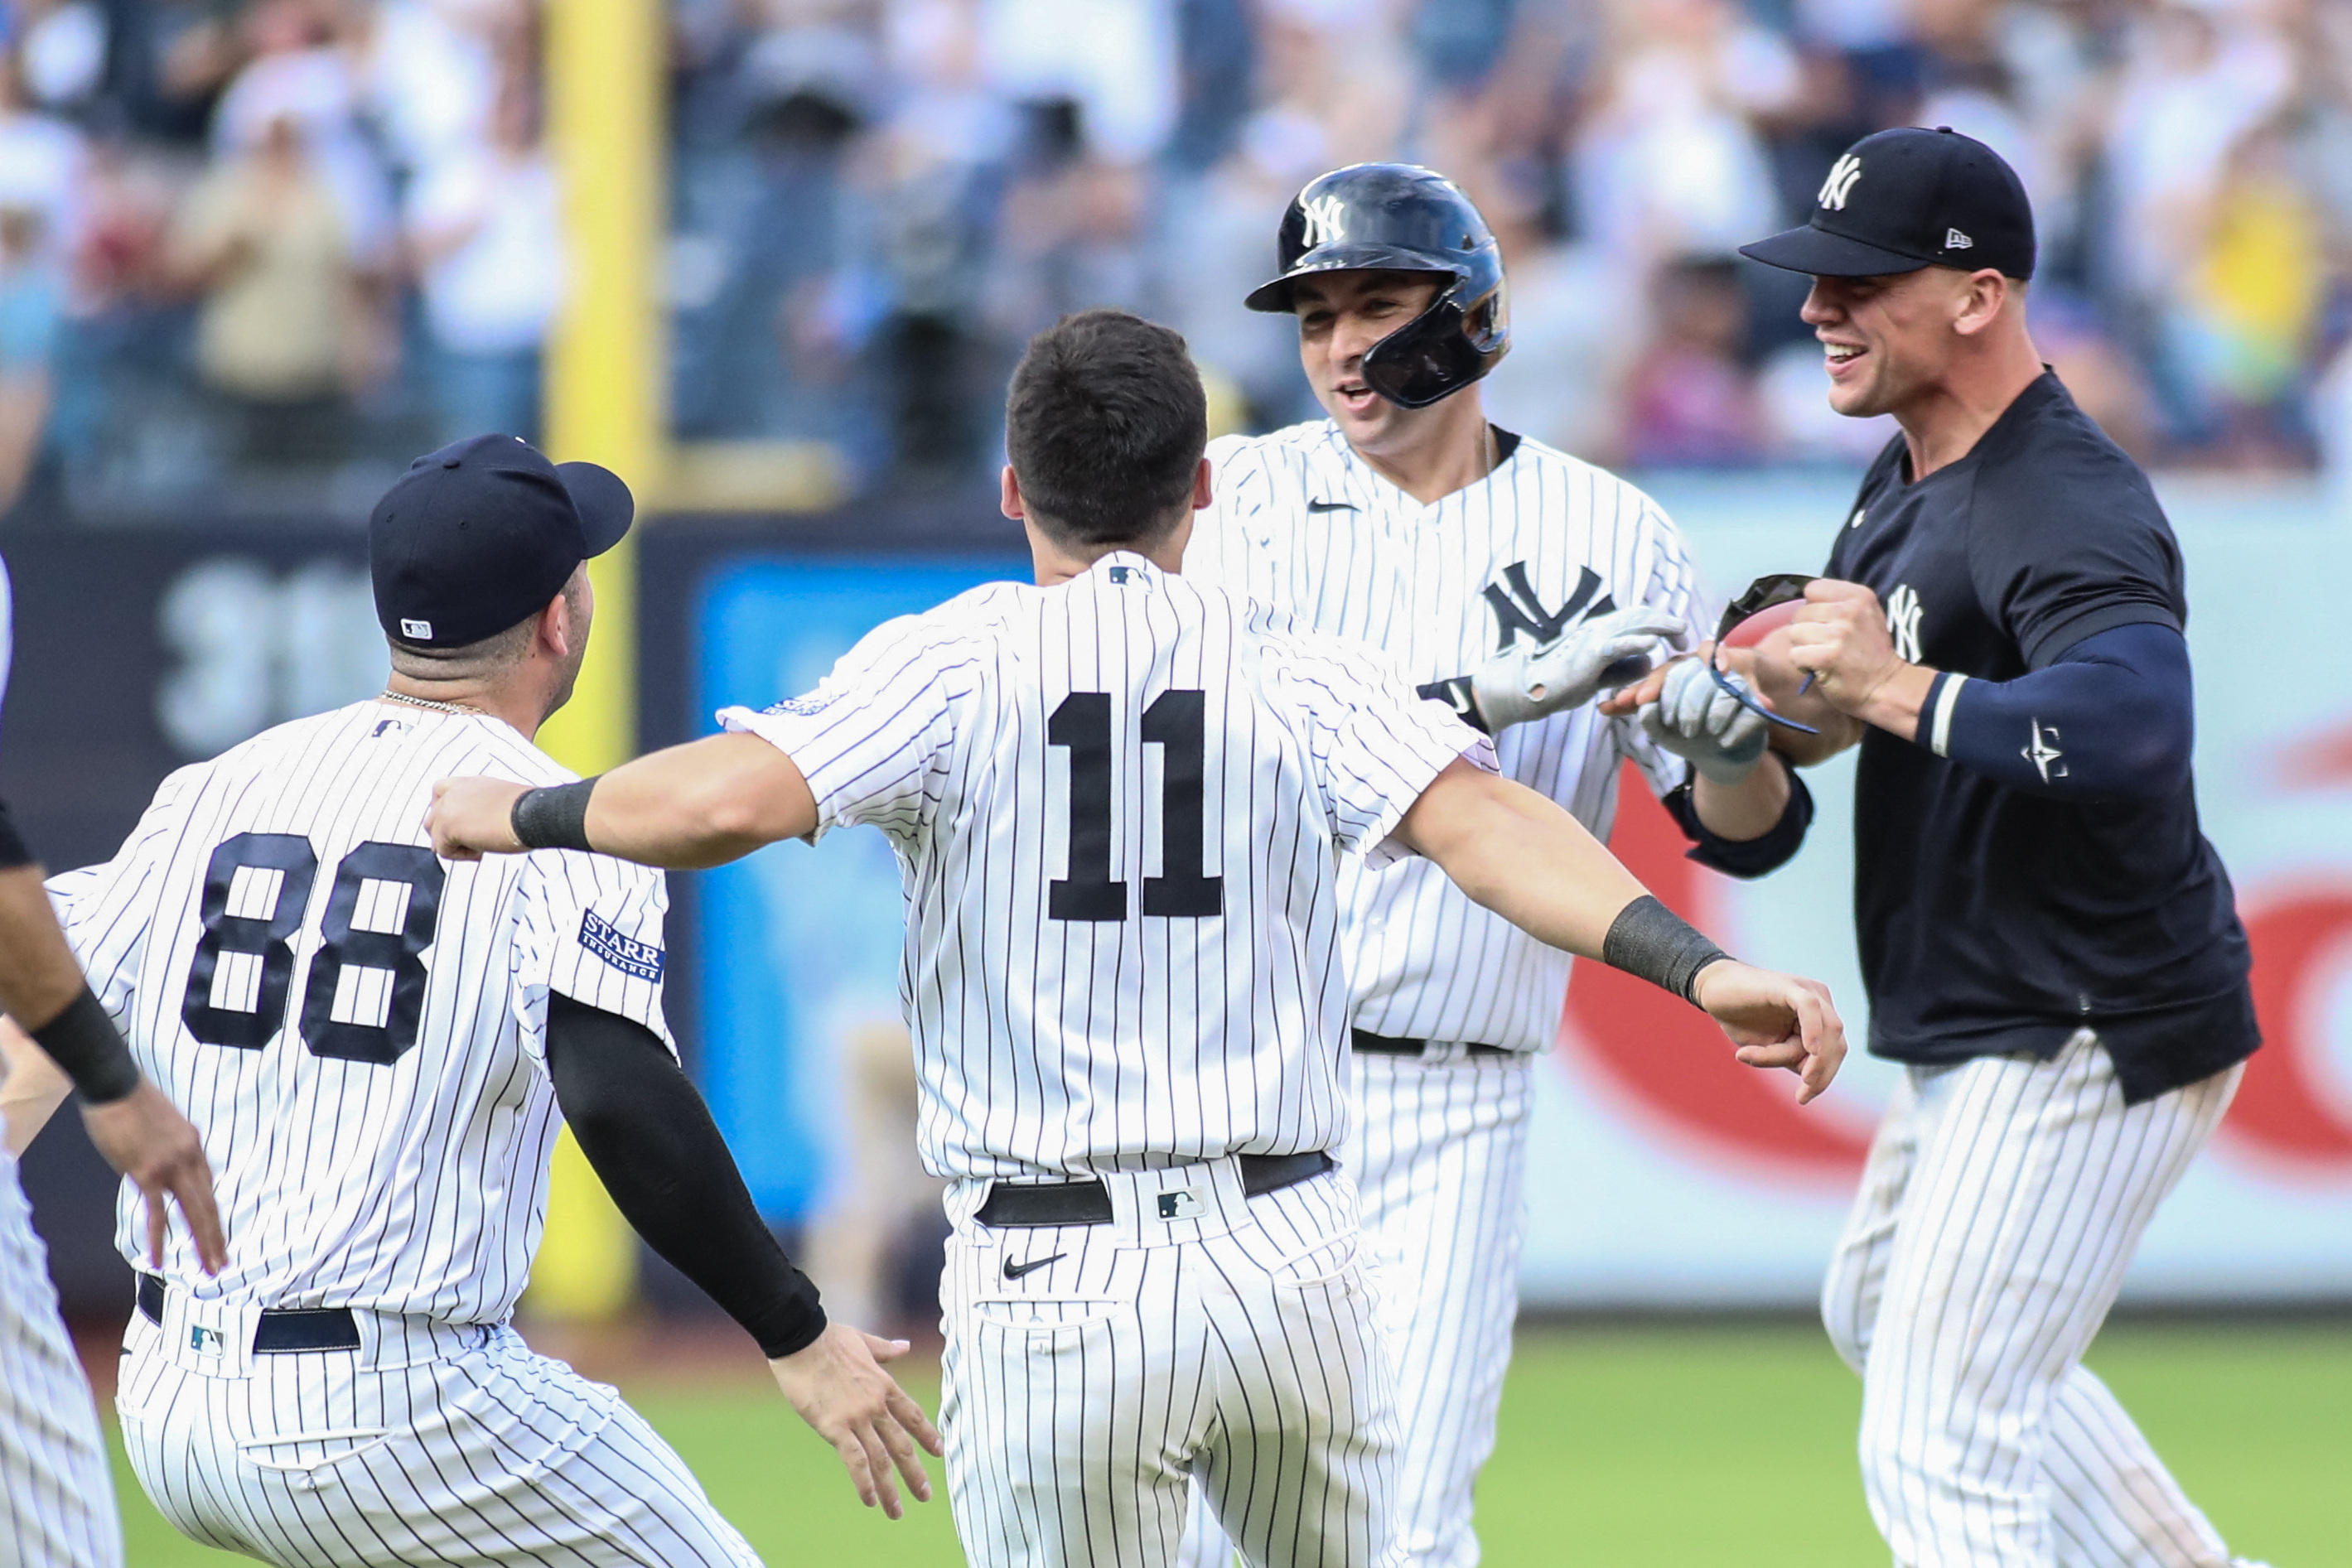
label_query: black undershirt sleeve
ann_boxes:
[543,991,827,1358]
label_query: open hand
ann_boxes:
[82,1081,228,1273]
[1690,960,1846,1103]
[769,1323,946,1519]
[426,778,529,861]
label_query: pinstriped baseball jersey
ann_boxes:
[1186,420,1712,1053]
[0,550,129,1568]
[50,702,674,1321]
[718,549,1489,1184]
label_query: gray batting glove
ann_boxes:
[1470,605,1689,731]
[1639,657,1770,786]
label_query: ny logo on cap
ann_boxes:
[1945,229,1973,249]
[1818,154,1863,211]
[1300,192,1349,248]
[401,619,432,639]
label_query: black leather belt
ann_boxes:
[138,1273,363,1354]
[974,1151,1335,1229]
[1350,1029,1513,1058]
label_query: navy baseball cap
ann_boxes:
[1740,126,2035,281]
[369,434,634,649]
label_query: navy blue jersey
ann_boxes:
[1826,372,2256,1101]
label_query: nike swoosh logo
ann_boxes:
[1306,499,1355,513]
[1002,1252,1065,1281]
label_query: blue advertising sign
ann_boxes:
[691,557,1024,1218]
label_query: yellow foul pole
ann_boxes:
[529,0,665,1322]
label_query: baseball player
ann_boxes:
[0,553,227,1568]
[1678,127,2268,1568]
[426,309,1847,1568]
[1176,162,1813,1568]
[8,437,940,1568]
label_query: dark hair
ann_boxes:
[1005,309,1207,547]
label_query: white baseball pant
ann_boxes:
[941,1156,1399,1568]
[1178,1049,1531,1568]
[1823,1029,2243,1568]
[115,1297,761,1567]
[0,1148,123,1568]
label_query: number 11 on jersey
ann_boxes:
[1047,689,1224,923]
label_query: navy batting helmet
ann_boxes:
[1245,163,1509,409]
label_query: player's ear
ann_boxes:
[539,584,575,663]
[1953,268,2008,337]
[1190,457,1212,512]
[1000,465,1026,523]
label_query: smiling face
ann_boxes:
[1800,267,1996,420]
[1292,269,1448,452]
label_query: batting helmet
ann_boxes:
[1245,163,1509,409]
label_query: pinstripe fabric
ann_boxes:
[51,702,674,1321]
[719,551,1488,1184]
[0,553,125,1568]
[1179,422,1710,1568]
[0,1147,124,1568]
[1186,421,1707,1054]
[1821,1030,2239,1568]
[725,551,1485,1567]
[115,1312,758,1566]
[1345,1051,1531,1568]
[940,1165,1396,1568]
[48,700,753,1565]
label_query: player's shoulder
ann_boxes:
[1206,420,1345,500]
[1975,377,2163,510]
[1239,595,1414,689]
[1498,431,1677,529]
[877,579,1033,664]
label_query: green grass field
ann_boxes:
[113,1321,2350,1566]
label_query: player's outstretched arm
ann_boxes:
[543,994,943,1515]
[1393,760,1846,1101]
[429,733,819,868]
[0,865,227,1271]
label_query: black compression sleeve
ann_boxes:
[31,987,142,1103]
[0,798,31,869]
[1601,895,1731,1005]
[543,991,827,1358]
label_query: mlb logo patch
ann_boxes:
[189,1325,225,1358]
[1156,1189,1205,1220]
[1108,566,1148,586]
[765,691,836,717]
[580,911,665,983]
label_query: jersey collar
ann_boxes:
[1306,418,1523,516]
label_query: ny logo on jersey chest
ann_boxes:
[1483,562,1609,652]
[1886,583,1925,663]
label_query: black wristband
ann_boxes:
[30,987,142,1103]
[1601,895,1731,1005]
[510,779,597,852]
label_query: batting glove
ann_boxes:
[1639,657,1770,786]
[1470,605,1688,732]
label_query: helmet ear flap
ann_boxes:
[1359,277,1510,408]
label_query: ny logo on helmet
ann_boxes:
[1818,154,1863,211]
[1300,193,1350,249]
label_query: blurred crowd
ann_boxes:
[1,0,2348,519]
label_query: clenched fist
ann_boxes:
[1785,580,1934,736]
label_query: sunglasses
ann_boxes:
[1707,573,1819,735]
